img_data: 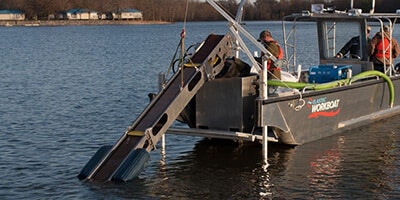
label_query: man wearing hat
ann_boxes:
[258,30,283,79]
[369,25,400,73]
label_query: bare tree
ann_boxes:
[0,0,396,22]
[52,0,72,12]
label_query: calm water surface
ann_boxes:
[0,21,399,199]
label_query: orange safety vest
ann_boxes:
[266,41,284,70]
[374,37,391,59]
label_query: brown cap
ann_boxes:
[259,30,272,39]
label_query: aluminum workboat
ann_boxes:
[78,0,400,182]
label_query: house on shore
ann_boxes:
[0,10,25,20]
[113,9,143,20]
[58,9,99,20]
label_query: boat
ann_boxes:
[78,0,400,182]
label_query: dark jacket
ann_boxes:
[337,36,360,58]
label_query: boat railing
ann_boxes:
[282,14,321,74]
[324,22,337,58]
[367,15,395,76]
[283,6,400,78]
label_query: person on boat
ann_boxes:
[258,30,283,80]
[335,26,371,59]
[369,25,400,73]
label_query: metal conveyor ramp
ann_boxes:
[79,34,232,182]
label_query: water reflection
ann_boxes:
[308,136,344,198]
[82,120,400,199]
[143,139,296,199]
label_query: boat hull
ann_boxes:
[190,74,400,145]
[259,76,400,144]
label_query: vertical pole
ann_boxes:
[370,0,375,14]
[180,29,186,90]
[158,72,166,154]
[297,64,302,82]
[161,134,165,155]
[261,60,269,168]
[234,0,246,59]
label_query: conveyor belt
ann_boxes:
[86,34,232,182]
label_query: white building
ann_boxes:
[0,10,25,20]
[113,9,143,20]
[64,9,99,20]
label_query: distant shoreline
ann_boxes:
[0,20,171,27]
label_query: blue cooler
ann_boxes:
[308,64,352,83]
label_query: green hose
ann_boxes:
[267,70,394,107]
[351,70,394,107]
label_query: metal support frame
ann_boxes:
[206,0,283,72]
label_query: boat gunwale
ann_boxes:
[262,75,400,104]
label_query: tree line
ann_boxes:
[0,0,399,21]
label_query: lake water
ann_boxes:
[0,21,399,199]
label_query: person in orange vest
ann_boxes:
[258,30,284,79]
[369,25,400,73]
